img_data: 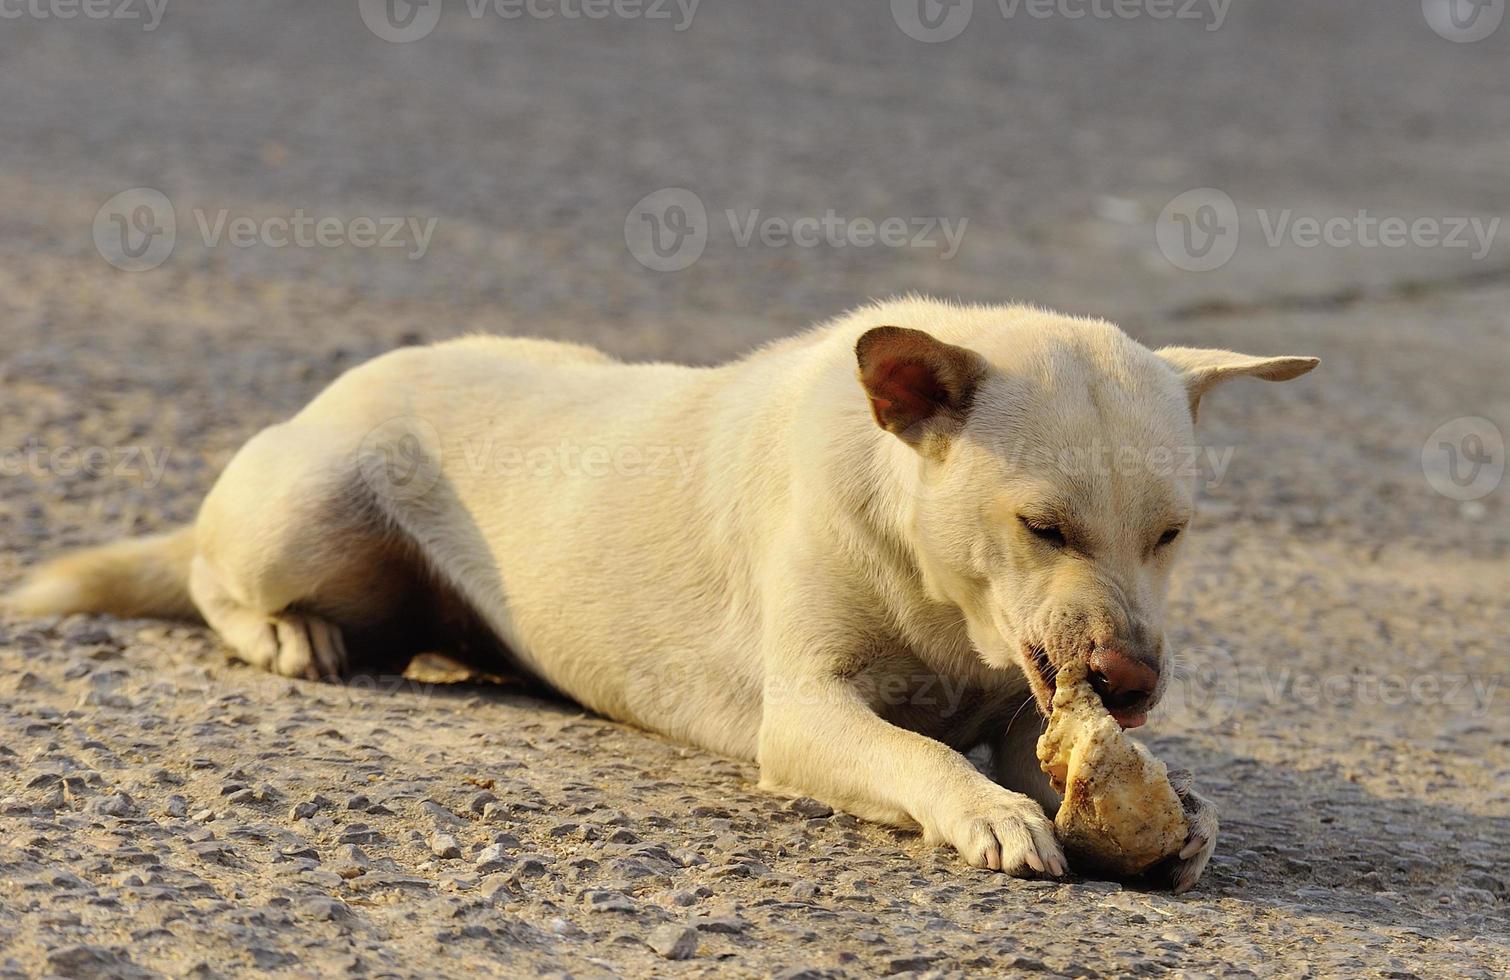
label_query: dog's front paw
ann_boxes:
[927,784,1066,878]
[1166,768,1219,894]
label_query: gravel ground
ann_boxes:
[1,1,1507,977]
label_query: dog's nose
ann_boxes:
[1088,648,1159,728]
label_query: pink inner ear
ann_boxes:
[868,358,945,429]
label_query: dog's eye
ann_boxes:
[1020,517,1067,548]
[1157,527,1183,548]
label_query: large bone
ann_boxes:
[1037,662,1188,877]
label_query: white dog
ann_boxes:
[7,298,1317,891]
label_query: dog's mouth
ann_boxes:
[1021,642,1148,730]
[1022,642,1058,719]
[1086,670,1151,730]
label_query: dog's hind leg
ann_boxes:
[189,557,353,680]
[188,421,422,680]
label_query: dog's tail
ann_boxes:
[4,526,200,621]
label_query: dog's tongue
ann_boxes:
[1111,708,1148,730]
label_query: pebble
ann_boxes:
[786,797,834,819]
[582,890,637,913]
[475,843,512,872]
[430,834,462,859]
[646,924,699,960]
[421,800,465,828]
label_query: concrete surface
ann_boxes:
[0,1,1506,976]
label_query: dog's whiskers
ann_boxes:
[1003,687,1038,740]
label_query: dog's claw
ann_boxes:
[1165,771,1219,893]
[931,785,1066,878]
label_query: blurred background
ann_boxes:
[0,2,1506,975]
[2,0,1505,559]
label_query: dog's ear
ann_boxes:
[856,326,987,447]
[1157,346,1319,420]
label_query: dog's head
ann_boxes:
[855,314,1317,728]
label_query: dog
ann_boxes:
[5,298,1317,892]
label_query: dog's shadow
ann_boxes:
[338,670,1506,942]
[1134,734,1508,941]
